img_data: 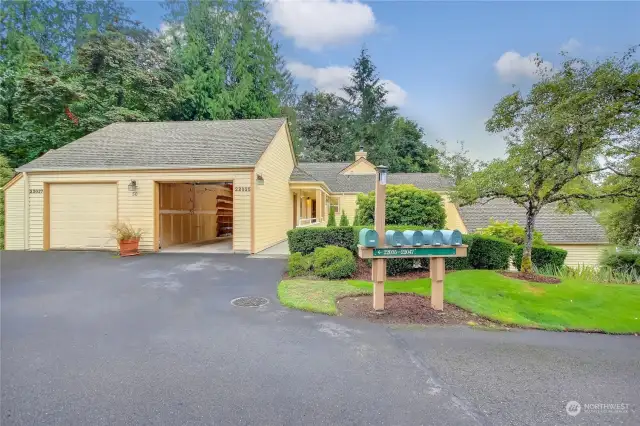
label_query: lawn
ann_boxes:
[278,270,640,333]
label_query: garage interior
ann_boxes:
[158,182,234,253]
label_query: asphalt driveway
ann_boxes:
[2,251,639,425]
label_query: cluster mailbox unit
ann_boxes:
[358,228,468,311]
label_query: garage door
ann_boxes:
[50,183,117,249]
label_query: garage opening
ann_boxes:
[158,182,234,253]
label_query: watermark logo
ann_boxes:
[566,401,581,417]
[565,400,630,416]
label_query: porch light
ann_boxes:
[376,165,388,185]
[256,173,265,185]
[128,180,138,193]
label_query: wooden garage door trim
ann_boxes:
[44,181,118,251]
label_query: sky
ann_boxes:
[127,0,640,161]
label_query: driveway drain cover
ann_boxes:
[231,297,269,307]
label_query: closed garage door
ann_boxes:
[50,183,117,249]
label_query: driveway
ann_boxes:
[2,252,638,425]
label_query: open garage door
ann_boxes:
[50,183,117,249]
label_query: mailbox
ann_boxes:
[441,230,463,246]
[403,230,424,246]
[385,230,406,247]
[422,230,443,246]
[359,228,379,248]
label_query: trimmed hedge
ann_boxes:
[287,227,356,255]
[313,246,356,279]
[513,245,568,271]
[468,235,514,270]
[445,234,475,271]
[288,252,314,277]
[600,250,640,274]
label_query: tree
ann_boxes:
[164,0,295,121]
[327,207,336,227]
[343,48,397,168]
[476,220,545,246]
[453,50,640,273]
[389,117,439,173]
[0,153,14,249]
[296,91,353,161]
[437,140,485,185]
[339,210,349,227]
[355,184,446,228]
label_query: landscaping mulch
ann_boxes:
[499,271,561,284]
[337,293,496,327]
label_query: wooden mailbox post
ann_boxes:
[358,166,468,311]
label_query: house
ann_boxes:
[3,118,610,265]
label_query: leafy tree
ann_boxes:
[0,153,14,249]
[389,117,439,172]
[327,207,336,227]
[437,140,485,185]
[296,91,353,161]
[453,50,640,273]
[339,210,350,227]
[476,220,545,246]
[355,184,446,228]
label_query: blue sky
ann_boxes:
[128,1,640,160]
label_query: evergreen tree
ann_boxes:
[327,207,336,227]
[339,210,350,227]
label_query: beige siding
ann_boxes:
[4,176,25,250]
[440,194,467,232]
[50,183,117,249]
[338,194,359,224]
[341,159,376,175]
[24,169,252,252]
[554,244,611,267]
[254,124,295,252]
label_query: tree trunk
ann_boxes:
[522,210,537,274]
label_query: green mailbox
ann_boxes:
[385,230,406,247]
[422,230,444,246]
[403,230,424,246]
[358,228,378,248]
[441,230,463,246]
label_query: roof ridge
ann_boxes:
[107,117,286,125]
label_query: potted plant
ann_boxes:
[111,222,144,257]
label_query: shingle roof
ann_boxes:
[459,198,608,244]
[292,162,454,193]
[17,118,287,171]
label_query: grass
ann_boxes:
[278,270,640,333]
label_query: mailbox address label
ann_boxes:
[373,247,456,257]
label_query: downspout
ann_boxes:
[23,172,29,250]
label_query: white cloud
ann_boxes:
[267,0,376,51]
[287,61,407,107]
[560,38,581,53]
[494,51,553,82]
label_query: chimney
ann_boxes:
[355,144,367,161]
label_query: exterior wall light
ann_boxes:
[256,173,265,185]
[376,165,388,185]
[128,180,138,196]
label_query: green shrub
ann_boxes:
[445,234,475,271]
[600,250,640,275]
[468,235,514,270]
[513,245,568,271]
[327,207,336,227]
[287,227,355,255]
[313,246,356,279]
[475,219,545,245]
[339,210,350,227]
[288,252,314,277]
[354,184,446,228]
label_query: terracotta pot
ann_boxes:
[118,239,140,257]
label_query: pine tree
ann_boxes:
[339,210,350,227]
[327,207,336,227]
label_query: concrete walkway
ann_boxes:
[251,239,289,258]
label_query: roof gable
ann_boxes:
[17,118,287,172]
[339,157,377,175]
